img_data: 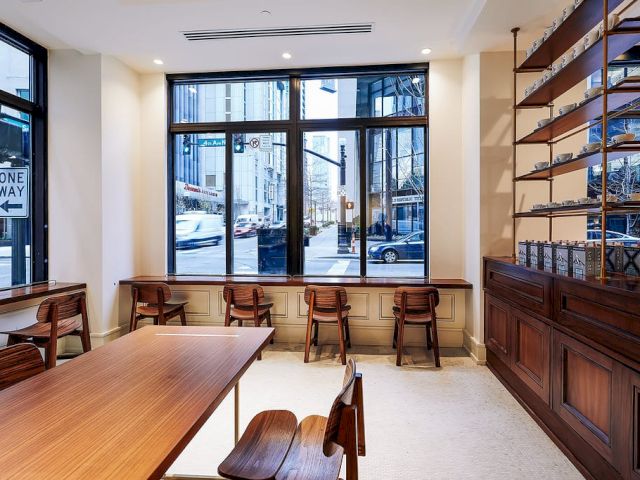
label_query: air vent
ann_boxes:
[182,23,373,41]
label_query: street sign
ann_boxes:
[0,167,28,218]
[197,138,225,147]
[259,135,273,152]
[249,137,260,149]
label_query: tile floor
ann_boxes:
[166,345,584,480]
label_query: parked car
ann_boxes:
[234,214,265,228]
[367,231,425,263]
[234,222,258,238]
[586,229,640,245]
[176,213,224,249]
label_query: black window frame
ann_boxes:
[0,22,48,287]
[167,63,429,278]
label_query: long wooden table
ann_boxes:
[0,325,274,479]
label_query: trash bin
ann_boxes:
[257,228,287,274]
[337,224,352,254]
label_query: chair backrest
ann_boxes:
[0,344,45,391]
[36,291,87,324]
[223,284,264,308]
[393,286,439,311]
[304,285,348,311]
[131,283,172,305]
[322,358,357,456]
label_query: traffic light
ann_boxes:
[182,134,191,155]
[233,133,245,153]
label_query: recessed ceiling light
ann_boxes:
[261,9,271,15]
[153,59,164,65]
[420,48,432,55]
[282,52,292,60]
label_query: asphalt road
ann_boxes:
[176,226,424,276]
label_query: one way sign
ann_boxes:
[0,168,29,218]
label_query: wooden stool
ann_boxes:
[392,286,440,367]
[218,359,365,480]
[0,343,45,391]
[304,286,351,365]
[1,292,91,369]
[129,283,187,331]
[223,284,274,360]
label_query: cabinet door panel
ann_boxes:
[512,310,550,404]
[621,366,640,480]
[553,331,616,463]
[485,294,511,366]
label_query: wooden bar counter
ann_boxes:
[484,256,640,480]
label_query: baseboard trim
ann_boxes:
[462,329,486,364]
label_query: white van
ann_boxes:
[176,213,224,249]
[234,214,266,228]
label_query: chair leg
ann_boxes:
[431,320,441,368]
[312,321,319,346]
[254,315,262,361]
[426,323,432,350]
[266,311,274,344]
[396,321,405,367]
[392,321,398,349]
[179,307,187,326]
[7,334,19,346]
[344,318,351,349]
[304,317,314,364]
[45,339,57,369]
[80,298,91,353]
[337,319,347,366]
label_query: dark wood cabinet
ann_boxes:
[512,309,550,404]
[484,257,640,480]
[485,294,512,367]
[622,366,640,480]
[552,331,620,465]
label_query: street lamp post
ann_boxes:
[337,143,350,254]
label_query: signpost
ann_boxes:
[0,167,29,218]
[259,135,273,152]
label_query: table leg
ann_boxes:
[234,382,239,445]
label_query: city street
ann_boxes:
[176,224,424,276]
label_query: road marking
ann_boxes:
[326,260,350,275]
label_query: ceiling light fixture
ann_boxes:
[420,48,432,55]
[153,59,164,65]
[282,52,292,60]
[261,9,271,15]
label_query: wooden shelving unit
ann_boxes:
[511,0,640,278]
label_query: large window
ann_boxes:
[0,23,47,288]
[168,66,428,277]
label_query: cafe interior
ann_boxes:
[1,0,640,479]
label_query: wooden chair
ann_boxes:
[304,286,351,365]
[129,282,187,332]
[392,286,440,367]
[0,343,45,391]
[223,284,274,360]
[0,292,91,369]
[218,359,365,480]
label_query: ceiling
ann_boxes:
[0,0,564,74]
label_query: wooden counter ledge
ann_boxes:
[119,275,472,289]
[0,282,86,308]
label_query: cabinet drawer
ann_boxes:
[484,259,553,318]
[512,310,551,405]
[555,279,640,365]
[552,331,621,465]
[485,294,512,366]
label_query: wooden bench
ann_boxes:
[218,359,365,480]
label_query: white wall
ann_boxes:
[100,56,141,336]
[47,51,141,345]
[48,50,103,333]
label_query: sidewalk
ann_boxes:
[307,225,360,260]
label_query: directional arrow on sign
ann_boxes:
[0,200,23,212]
